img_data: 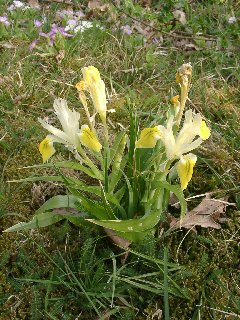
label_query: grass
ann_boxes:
[0,0,240,319]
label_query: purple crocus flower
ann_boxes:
[39,24,72,45]
[120,25,132,35]
[66,19,78,30]
[34,19,42,28]
[29,39,39,51]
[0,16,10,26]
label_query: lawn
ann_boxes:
[0,1,239,319]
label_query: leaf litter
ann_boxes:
[169,194,234,231]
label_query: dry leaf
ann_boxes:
[133,23,154,40]
[0,42,17,49]
[56,49,65,64]
[104,228,131,264]
[170,195,227,230]
[173,9,187,25]
[27,0,40,9]
[88,0,109,11]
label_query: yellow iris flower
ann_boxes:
[157,110,211,159]
[76,66,107,121]
[135,127,161,148]
[39,138,56,163]
[176,153,197,190]
[79,125,102,152]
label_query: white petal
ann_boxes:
[39,118,69,143]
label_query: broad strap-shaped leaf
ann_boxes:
[67,186,109,220]
[35,195,79,214]
[87,182,187,233]
[108,131,126,169]
[61,177,127,218]
[108,156,128,193]
[152,181,187,219]
[4,212,64,232]
[22,161,103,180]
[87,208,162,233]
[9,175,64,183]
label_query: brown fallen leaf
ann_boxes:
[170,194,228,230]
[173,9,187,25]
[0,42,17,49]
[88,0,109,11]
[27,0,40,9]
[104,228,131,264]
[56,49,65,64]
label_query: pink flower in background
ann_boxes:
[65,19,78,31]
[8,0,30,11]
[120,25,132,35]
[0,16,10,26]
[34,19,42,28]
[30,23,73,50]
[29,39,38,51]
[40,24,73,44]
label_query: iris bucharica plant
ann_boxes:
[5,64,210,242]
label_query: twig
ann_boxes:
[39,0,75,5]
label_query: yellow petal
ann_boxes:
[82,66,101,84]
[81,66,107,120]
[200,121,211,140]
[39,138,56,163]
[76,80,86,92]
[177,154,197,190]
[135,127,161,148]
[79,125,102,152]
[170,95,179,104]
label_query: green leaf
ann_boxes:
[108,156,127,193]
[4,212,64,232]
[153,181,187,219]
[22,161,103,180]
[9,175,64,183]
[108,131,126,169]
[121,171,134,218]
[87,208,162,234]
[35,195,79,214]
[67,186,109,220]
[63,178,127,218]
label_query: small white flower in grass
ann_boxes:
[228,17,237,24]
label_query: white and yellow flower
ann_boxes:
[76,66,107,121]
[157,109,210,160]
[157,110,210,189]
[39,98,81,162]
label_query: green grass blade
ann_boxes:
[164,247,170,320]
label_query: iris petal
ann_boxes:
[79,125,102,152]
[39,138,56,163]
[176,154,197,190]
[135,127,161,148]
